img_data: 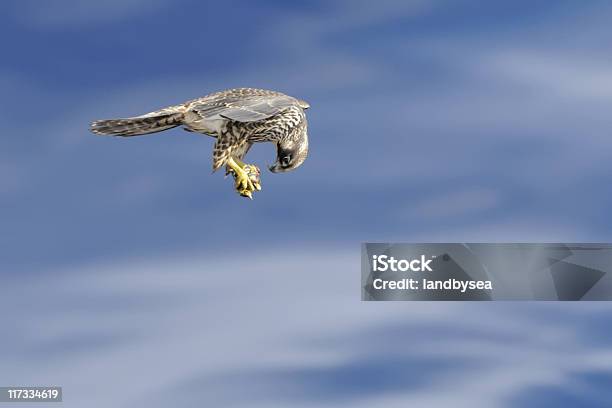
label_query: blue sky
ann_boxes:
[3,1,612,406]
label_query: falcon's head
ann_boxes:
[269,122,309,173]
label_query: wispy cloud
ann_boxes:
[488,51,612,100]
[409,188,500,218]
[2,248,611,407]
[5,3,612,405]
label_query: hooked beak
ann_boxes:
[268,162,281,173]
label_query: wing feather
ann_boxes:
[190,95,298,123]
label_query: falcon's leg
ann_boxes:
[233,157,246,167]
[226,158,261,199]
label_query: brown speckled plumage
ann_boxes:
[90,88,310,172]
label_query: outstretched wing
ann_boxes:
[190,94,298,123]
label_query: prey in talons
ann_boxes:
[225,157,261,199]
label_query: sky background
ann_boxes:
[2,0,612,406]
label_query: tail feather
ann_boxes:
[90,112,184,136]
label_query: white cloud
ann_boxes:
[419,217,588,242]
[1,247,611,407]
[486,51,612,100]
[409,188,500,218]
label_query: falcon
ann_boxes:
[90,88,310,199]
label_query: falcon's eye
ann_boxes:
[281,155,292,166]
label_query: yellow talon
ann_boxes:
[227,158,253,189]
[226,158,261,199]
